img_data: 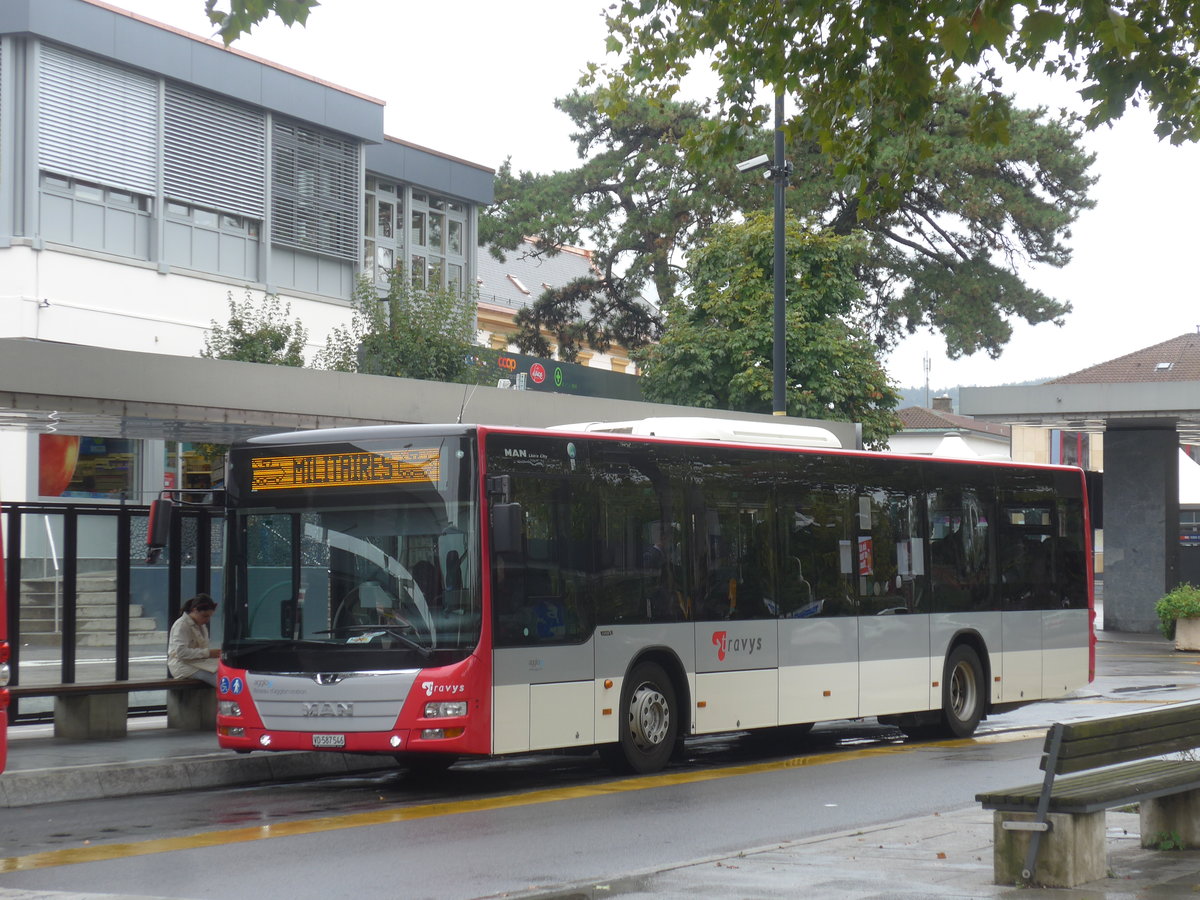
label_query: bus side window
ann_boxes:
[929,485,992,612]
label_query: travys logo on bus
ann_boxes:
[421,681,465,697]
[712,630,763,661]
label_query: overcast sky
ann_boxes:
[115,0,1200,392]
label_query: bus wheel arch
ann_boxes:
[602,650,688,774]
[940,638,987,738]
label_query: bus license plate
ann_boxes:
[312,734,345,748]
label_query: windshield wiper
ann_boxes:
[314,625,432,658]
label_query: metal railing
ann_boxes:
[3,501,224,724]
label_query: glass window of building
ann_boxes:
[364,180,469,293]
[38,435,139,500]
[363,178,403,287]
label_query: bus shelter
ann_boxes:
[962,333,1200,633]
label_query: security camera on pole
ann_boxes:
[736,93,792,416]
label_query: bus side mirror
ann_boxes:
[146,498,173,564]
[492,503,523,555]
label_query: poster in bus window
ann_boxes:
[857,536,874,576]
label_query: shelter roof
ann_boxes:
[961,331,1200,444]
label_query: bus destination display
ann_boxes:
[250,449,440,491]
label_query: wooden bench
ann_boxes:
[8,678,213,739]
[976,701,1200,887]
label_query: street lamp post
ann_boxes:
[770,92,791,416]
[737,93,793,416]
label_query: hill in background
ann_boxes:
[896,379,1049,411]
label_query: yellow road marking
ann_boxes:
[0,730,1039,873]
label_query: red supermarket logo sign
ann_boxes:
[529,363,546,384]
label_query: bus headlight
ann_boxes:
[0,661,9,688]
[424,700,467,718]
[218,701,242,717]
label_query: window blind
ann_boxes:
[38,44,156,194]
[271,118,360,261]
[165,84,266,219]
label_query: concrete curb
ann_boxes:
[0,751,395,808]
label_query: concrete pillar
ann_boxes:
[167,686,216,730]
[1103,427,1179,633]
[1141,788,1200,847]
[55,693,129,740]
[993,810,1107,887]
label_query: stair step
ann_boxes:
[75,604,146,618]
[22,577,119,592]
[76,631,168,647]
[78,619,158,632]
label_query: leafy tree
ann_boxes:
[482,90,757,353]
[794,84,1095,358]
[201,290,308,366]
[205,0,317,43]
[511,276,661,363]
[637,213,901,448]
[486,85,1094,362]
[316,270,490,384]
[597,0,1200,210]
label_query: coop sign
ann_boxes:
[250,448,440,491]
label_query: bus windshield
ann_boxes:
[224,434,480,672]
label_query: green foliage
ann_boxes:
[1150,829,1185,851]
[485,84,1094,364]
[1154,583,1200,639]
[204,0,318,44]
[201,290,308,366]
[481,90,756,353]
[512,276,660,363]
[800,84,1095,359]
[597,0,1200,212]
[636,213,901,449]
[316,271,491,385]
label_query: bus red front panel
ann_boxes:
[216,652,491,756]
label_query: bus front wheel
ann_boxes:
[606,660,678,774]
[942,644,985,738]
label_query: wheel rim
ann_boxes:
[948,659,978,722]
[628,681,670,751]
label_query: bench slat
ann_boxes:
[1052,728,1200,773]
[978,759,1200,813]
[1034,704,1200,774]
[1051,702,1200,744]
[9,679,204,697]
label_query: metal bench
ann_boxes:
[8,678,213,739]
[976,701,1200,887]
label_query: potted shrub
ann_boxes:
[1155,583,1200,650]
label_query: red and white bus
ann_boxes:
[1,505,9,774]
[215,421,1094,773]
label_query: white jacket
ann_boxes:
[167,614,218,678]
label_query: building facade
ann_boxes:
[0,0,493,506]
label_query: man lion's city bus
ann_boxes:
[215,420,1094,774]
[1,505,9,774]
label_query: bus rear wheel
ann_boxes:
[606,660,678,774]
[941,645,984,738]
